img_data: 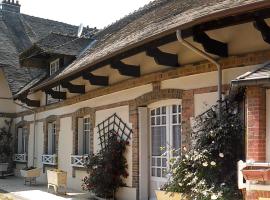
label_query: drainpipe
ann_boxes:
[176,30,222,116]
[0,97,37,167]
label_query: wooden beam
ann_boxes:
[193,28,228,57]
[111,60,140,77]
[146,47,179,67]
[18,95,40,107]
[254,17,270,44]
[61,82,85,94]
[44,88,66,100]
[82,73,109,86]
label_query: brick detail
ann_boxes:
[182,90,194,149]
[17,50,270,118]
[71,107,95,178]
[245,190,270,200]
[245,86,267,200]
[246,86,266,162]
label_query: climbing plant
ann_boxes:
[163,96,245,200]
[82,133,129,199]
[0,119,13,163]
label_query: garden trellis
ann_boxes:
[97,113,132,151]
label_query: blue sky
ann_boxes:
[20,0,152,28]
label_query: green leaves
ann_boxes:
[164,99,244,200]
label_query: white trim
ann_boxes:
[148,99,182,109]
[49,59,59,76]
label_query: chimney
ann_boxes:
[1,0,21,13]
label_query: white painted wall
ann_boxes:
[194,92,218,116]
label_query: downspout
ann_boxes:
[176,30,222,116]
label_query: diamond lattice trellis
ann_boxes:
[97,113,132,151]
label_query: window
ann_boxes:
[78,116,91,155]
[47,59,61,104]
[151,105,182,178]
[48,122,57,154]
[17,127,28,154]
[50,59,59,76]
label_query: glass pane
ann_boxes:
[152,126,166,156]
[162,158,167,167]
[151,117,155,125]
[157,158,161,167]
[156,116,160,125]
[157,168,161,177]
[151,109,155,116]
[152,168,155,176]
[173,125,181,156]
[162,106,166,114]
[152,158,155,166]
[178,115,181,124]
[178,105,182,112]
[173,115,177,124]
[172,105,177,113]
[156,108,160,115]
[162,116,166,125]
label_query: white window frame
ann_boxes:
[48,121,57,155]
[17,126,28,154]
[50,59,59,76]
[78,116,91,155]
[149,101,182,180]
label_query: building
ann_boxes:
[1,0,270,199]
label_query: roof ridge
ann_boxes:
[94,0,172,37]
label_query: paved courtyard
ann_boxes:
[0,176,93,200]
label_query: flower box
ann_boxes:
[20,168,41,185]
[242,168,270,181]
[155,190,185,200]
[47,169,67,194]
[0,163,8,178]
[20,168,41,178]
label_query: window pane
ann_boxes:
[172,105,177,113]
[162,116,166,125]
[162,106,166,114]
[152,126,166,156]
[151,117,155,125]
[157,168,161,177]
[172,115,177,124]
[156,108,160,115]
[151,109,155,116]
[156,116,160,125]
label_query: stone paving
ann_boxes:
[0,176,95,200]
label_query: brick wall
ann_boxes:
[245,86,267,200]
[246,86,266,162]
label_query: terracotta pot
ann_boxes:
[242,168,270,181]
[155,190,185,200]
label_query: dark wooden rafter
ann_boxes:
[111,60,140,77]
[82,73,109,86]
[18,93,40,107]
[193,28,228,57]
[61,82,85,94]
[254,17,270,44]
[146,47,179,67]
[44,88,66,100]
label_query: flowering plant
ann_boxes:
[163,98,244,200]
[82,134,129,199]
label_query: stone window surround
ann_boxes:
[71,107,95,155]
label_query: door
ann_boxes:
[149,104,182,199]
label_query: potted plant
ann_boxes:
[0,120,13,178]
[47,169,67,194]
[155,190,184,200]
[20,166,41,185]
[242,167,270,182]
[82,135,129,199]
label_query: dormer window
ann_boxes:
[50,59,59,76]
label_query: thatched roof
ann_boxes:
[32,0,270,91]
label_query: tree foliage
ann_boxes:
[0,119,13,163]
[164,99,244,200]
